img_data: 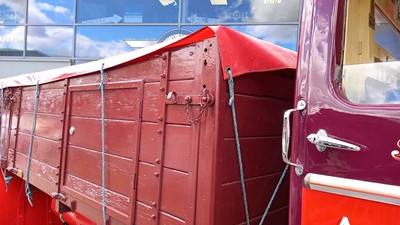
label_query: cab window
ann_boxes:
[342,0,400,104]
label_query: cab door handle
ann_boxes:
[307,129,361,152]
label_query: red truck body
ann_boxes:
[0,26,296,225]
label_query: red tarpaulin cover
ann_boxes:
[0,26,297,88]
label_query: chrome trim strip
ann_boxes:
[304,173,400,206]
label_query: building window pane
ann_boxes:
[0,0,26,24]
[226,25,298,50]
[28,0,74,24]
[76,0,179,24]
[75,25,176,58]
[27,26,73,57]
[182,0,300,24]
[0,26,25,56]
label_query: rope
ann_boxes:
[0,87,12,191]
[98,63,107,225]
[25,81,40,207]
[227,67,250,225]
[258,164,289,225]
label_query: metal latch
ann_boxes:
[307,129,361,152]
[166,88,214,124]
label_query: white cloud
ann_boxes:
[37,2,70,14]
[243,25,297,44]
[76,34,131,58]
[27,26,73,56]
[250,0,299,22]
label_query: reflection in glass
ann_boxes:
[76,0,179,24]
[375,9,400,59]
[343,62,400,104]
[27,26,73,57]
[75,26,175,58]
[182,0,299,23]
[228,25,298,51]
[0,0,26,23]
[28,0,74,23]
[0,26,24,56]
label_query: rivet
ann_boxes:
[154,172,159,177]
[162,55,168,60]
[151,214,157,220]
[159,87,165,92]
[152,202,157,207]
[157,129,163,134]
[161,74,166,78]
[155,159,161,164]
[157,116,163,121]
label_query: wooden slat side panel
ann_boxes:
[163,124,194,172]
[68,117,138,159]
[216,174,289,225]
[69,88,140,120]
[142,83,159,122]
[160,168,191,221]
[138,122,161,164]
[234,206,288,225]
[15,133,61,167]
[231,72,295,100]
[19,113,63,140]
[160,211,186,225]
[65,145,134,196]
[223,95,292,138]
[142,79,198,124]
[169,44,197,81]
[20,89,65,114]
[64,174,130,216]
[136,162,157,209]
[69,57,162,86]
[14,152,59,194]
[135,201,154,225]
[221,137,285,184]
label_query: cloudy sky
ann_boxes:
[0,0,299,59]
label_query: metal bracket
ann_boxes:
[165,88,215,106]
[282,100,306,176]
[51,192,67,201]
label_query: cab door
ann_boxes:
[286,0,400,224]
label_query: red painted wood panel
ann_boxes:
[68,117,138,159]
[63,173,130,218]
[142,79,199,124]
[234,206,288,225]
[69,58,162,86]
[216,173,289,225]
[138,122,161,164]
[223,95,292,137]
[65,145,134,196]
[15,152,59,184]
[14,152,59,195]
[221,137,285,184]
[160,168,192,222]
[231,72,295,100]
[16,133,60,167]
[169,44,198,81]
[159,211,186,225]
[135,201,154,225]
[142,83,159,122]
[21,89,65,114]
[19,113,63,140]
[136,162,157,206]
[164,124,194,172]
[69,88,140,120]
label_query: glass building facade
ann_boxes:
[0,0,300,65]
